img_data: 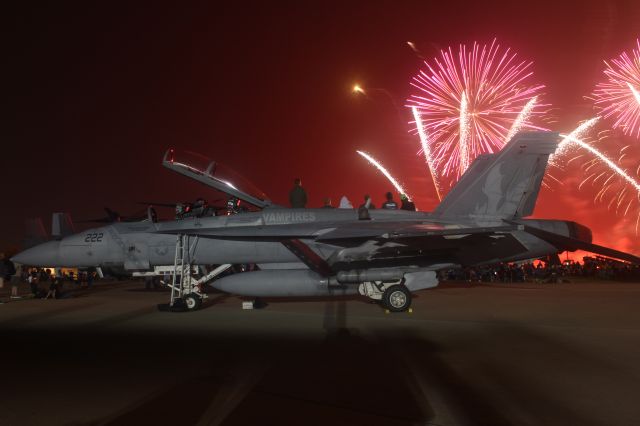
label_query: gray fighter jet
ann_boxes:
[13,132,640,311]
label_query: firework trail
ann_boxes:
[591,39,640,139]
[560,135,639,192]
[356,150,411,199]
[412,107,443,200]
[458,91,471,174]
[407,38,546,180]
[552,117,601,161]
[406,41,425,59]
[506,96,538,142]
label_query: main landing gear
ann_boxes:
[381,284,412,312]
[358,281,413,312]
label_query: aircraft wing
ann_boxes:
[316,223,521,242]
[324,224,530,270]
[155,221,521,241]
[271,225,528,276]
[155,221,528,270]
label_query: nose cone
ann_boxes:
[11,241,61,266]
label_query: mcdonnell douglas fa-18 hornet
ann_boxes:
[13,132,640,312]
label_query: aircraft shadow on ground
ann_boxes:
[0,309,613,426]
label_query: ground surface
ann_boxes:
[1,279,640,426]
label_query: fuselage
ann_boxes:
[12,208,587,272]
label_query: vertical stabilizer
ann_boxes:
[433,132,559,219]
[51,212,75,238]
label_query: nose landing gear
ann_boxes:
[183,293,203,311]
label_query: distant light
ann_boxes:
[352,84,365,95]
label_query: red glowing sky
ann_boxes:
[2,1,640,256]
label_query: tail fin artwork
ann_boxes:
[433,132,559,220]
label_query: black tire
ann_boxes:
[184,294,202,311]
[381,285,412,312]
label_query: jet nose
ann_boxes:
[11,241,61,266]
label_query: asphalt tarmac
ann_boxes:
[1,279,640,426]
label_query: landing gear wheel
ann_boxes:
[184,294,202,311]
[382,285,412,312]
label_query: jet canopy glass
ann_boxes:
[163,149,270,209]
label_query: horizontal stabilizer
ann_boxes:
[523,224,640,264]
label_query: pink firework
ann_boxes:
[591,39,640,139]
[407,39,546,180]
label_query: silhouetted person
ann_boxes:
[381,192,398,209]
[400,194,416,211]
[0,253,5,290]
[28,271,40,297]
[359,194,376,209]
[1,253,17,298]
[289,178,307,208]
[87,270,95,288]
[45,276,60,299]
[148,206,158,223]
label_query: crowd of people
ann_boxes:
[442,256,640,283]
[5,266,98,300]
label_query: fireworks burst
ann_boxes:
[407,38,547,180]
[591,39,640,139]
[356,151,411,200]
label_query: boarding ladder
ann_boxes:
[169,234,203,306]
[168,233,232,310]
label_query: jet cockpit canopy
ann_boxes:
[163,149,271,209]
